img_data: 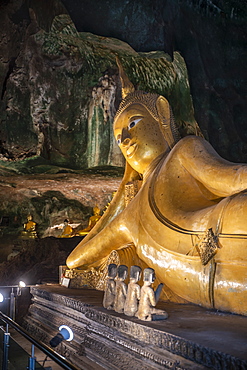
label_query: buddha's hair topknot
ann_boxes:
[114,91,160,122]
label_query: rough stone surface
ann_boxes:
[0,171,122,245]
[61,0,247,163]
[0,0,201,170]
[0,1,246,166]
[0,237,78,285]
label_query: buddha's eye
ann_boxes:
[128,118,142,130]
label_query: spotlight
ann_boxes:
[18,281,26,288]
[49,325,74,348]
[17,280,26,296]
[0,293,4,303]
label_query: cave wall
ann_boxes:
[61,0,247,163]
[0,0,201,243]
[0,0,201,173]
[0,1,123,170]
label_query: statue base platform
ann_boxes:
[23,284,247,370]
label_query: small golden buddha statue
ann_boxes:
[76,206,101,236]
[60,219,73,238]
[136,268,167,321]
[124,265,142,317]
[66,59,247,316]
[20,214,37,239]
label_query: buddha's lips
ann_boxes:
[126,143,137,157]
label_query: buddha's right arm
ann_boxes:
[66,212,132,269]
[76,162,140,245]
[177,136,247,197]
[66,162,140,269]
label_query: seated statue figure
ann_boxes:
[67,60,247,316]
[103,263,117,310]
[124,265,142,317]
[114,265,128,313]
[60,219,73,238]
[136,268,167,321]
[76,206,101,236]
[20,214,37,239]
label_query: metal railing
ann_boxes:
[0,311,80,370]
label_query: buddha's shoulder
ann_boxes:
[177,135,205,146]
[172,135,208,154]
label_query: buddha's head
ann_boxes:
[93,206,100,216]
[113,58,180,175]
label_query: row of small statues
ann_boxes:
[103,264,168,321]
[60,206,102,238]
[60,194,116,238]
[19,206,102,240]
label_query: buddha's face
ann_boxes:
[114,103,168,174]
[93,207,100,215]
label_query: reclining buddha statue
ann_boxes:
[66,59,247,316]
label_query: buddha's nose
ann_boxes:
[121,127,131,146]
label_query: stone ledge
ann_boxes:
[22,284,247,370]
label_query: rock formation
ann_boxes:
[0,0,199,171]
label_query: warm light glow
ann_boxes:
[18,281,26,288]
[50,222,80,231]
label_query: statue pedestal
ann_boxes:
[23,284,247,370]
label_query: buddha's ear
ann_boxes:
[156,96,176,149]
[156,96,170,127]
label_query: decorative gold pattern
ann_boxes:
[124,180,142,206]
[64,245,143,291]
[196,228,219,265]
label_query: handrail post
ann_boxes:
[2,323,10,370]
[27,344,36,370]
[9,289,15,320]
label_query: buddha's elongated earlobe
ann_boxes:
[116,57,135,98]
[156,96,180,149]
[156,96,170,128]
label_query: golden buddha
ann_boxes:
[21,214,37,239]
[67,60,247,316]
[60,219,73,238]
[76,206,101,236]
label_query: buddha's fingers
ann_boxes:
[66,219,131,269]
